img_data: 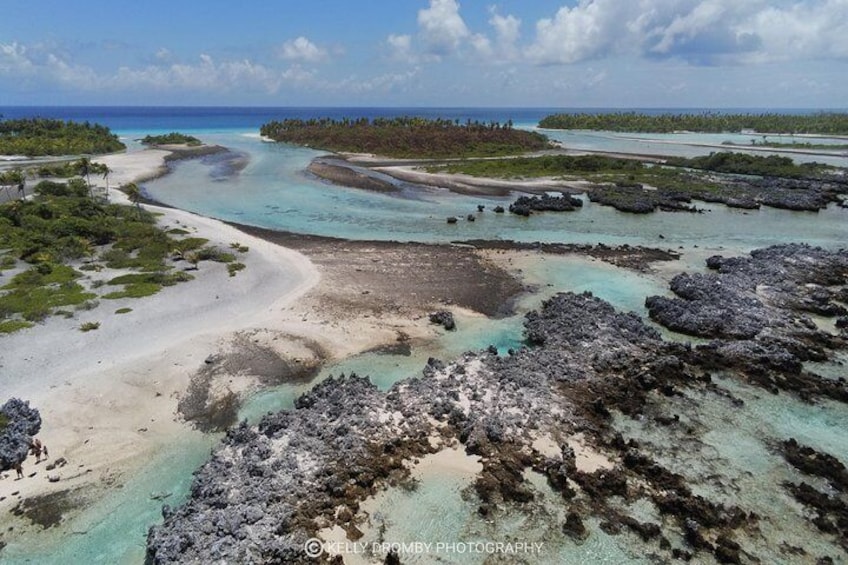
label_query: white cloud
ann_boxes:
[154,47,173,62]
[278,36,328,63]
[0,43,303,94]
[490,9,521,48]
[525,0,624,64]
[0,42,35,74]
[525,0,848,66]
[743,0,848,62]
[417,0,470,56]
[387,33,418,63]
[333,68,421,94]
[485,8,522,61]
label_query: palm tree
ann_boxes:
[88,161,110,201]
[124,182,142,216]
[100,164,111,201]
[76,157,93,197]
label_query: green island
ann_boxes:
[538,112,848,135]
[0,175,245,334]
[0,118,125,156]
[141,132,202,146]
[260,116,550,158]
[431,152,833,181]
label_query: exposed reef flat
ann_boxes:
[307,158,398,193]
[586,176,847,214]
[146,244,848,564]
[309,151,848,214]
[311,153,591,197]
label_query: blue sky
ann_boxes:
[1,0,846,107]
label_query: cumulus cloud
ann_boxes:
[278,36,328,63]
[0,42,35,74]
[386,33,418,63]
[417,0,470,56]
[525,0,848,66]
[490,9,521,49]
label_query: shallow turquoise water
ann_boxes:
[2,434,217,564]
[353,467,649,565]
[613,374,848,561]
[142,132,847,252]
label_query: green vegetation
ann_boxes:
[79,321,100,332]
[227,262,246,277]
[0,411,8,430]
[666,152,834,179]
[0,174,238,333]
[141,132,202,146]
[172,237,209,255]
[115,307,133,314]
[103,271,194,299]
[0,255,16,271]
[0,264,96,322]
[0,118,125,156]
[197,247,237,263]
[538,112,848,135]
[0,320,34,334]
[432,154,643,178]
[229,242,249,253]
[432,152,836,184]
[260,117,550,158]
[102,282,162,300]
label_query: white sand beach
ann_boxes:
[0,148,338,535]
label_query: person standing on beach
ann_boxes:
[30,438,42,463]
[14,462,23,479]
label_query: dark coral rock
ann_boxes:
[563,511,589,540]
[429,310,456,331]
[0,398,42,470]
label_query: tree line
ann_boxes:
[141,132,201,146]
[0,118,125,156]
[260,117,549,158]
[538,112,848,135]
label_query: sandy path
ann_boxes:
[0,149,320,527]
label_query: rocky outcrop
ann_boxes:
[428,310,456,331]
[646,245,848,401]
[508,194,583,216]
[147,245,848,564]
[588,184,699,214]
[0,398,41,470]
[585,174,848,214]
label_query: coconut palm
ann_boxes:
[76,157,92,197]
[124,182,142,217]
